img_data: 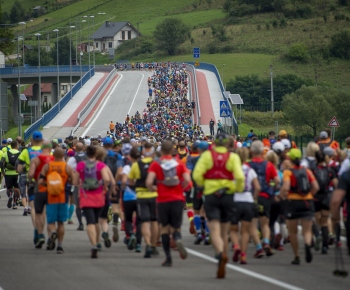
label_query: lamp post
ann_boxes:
[222,64,225,90]
[18,22,26,66]
[34,33,42,118]
[270,64,274,114]
[17,36,23,137]
[69,25,75,100]
[53,29,60,112]
[83,16,90,75]
[90,15,95,68]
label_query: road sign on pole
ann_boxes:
[220,100,231,117]
[193,47,200,58]
[328,116,340,127]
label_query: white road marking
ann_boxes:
[81,74,123,137]
[186,248,306,290]
[127,73,145,115]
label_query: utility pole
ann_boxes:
[270,64,274,114]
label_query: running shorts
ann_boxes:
[258,196,272,218]
[83,207,103,225]
[185,189,193,205]
[193,187,203,211]
[34,192,47,214]
[46,203,68,224]
[157,201,183,228]
[285,199,314,220]
[110,185,120,204]
[231,202,255,224]
[203,192,234,223]
[137,197,157,222]
[4,175,18,190]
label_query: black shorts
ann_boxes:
[28,183,35,201]
[4,175,19,189]
[65,184,73,196]
[203,193,234,223]
[99,193,110,219]
[110,185,120,204]
[185,190,193,205]
[193,188,203,211]
[286,199,314,220]
[231,202,255,224]
[34,192,47,214]
[258,196,272,218]
[83,207,103,225]
[157,201,183,228]
[314,194,331,212]
[137,198,157,222]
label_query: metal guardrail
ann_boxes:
[185,64,201,126]
[24,67,95,140]
[0,65,91,76]
[70,68,117,136]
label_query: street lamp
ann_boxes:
[90,15,95,72]
[222,64,225,90]
[18,22,26,66]
[34,33,41,118]
[69,25,75,100]
[17,36,23,137]
[83,16,90,75]
[270,64,274,114]
[53,29,60,112]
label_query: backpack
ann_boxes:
[178,150,187,160]
[291,168,311,196]
[6,151,20,170]
[75,153,87,164]
[157,159,180,187]
[248,161,274,196]
[105,154,118,177]
[82,160,100,191]
[135,160,153,188]
[307,158,331,193]
[47,167,64,196]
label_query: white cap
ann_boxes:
[280,139,291,149]
[7,138,12,142]
[236,142,242,148]
[272,141,285,153]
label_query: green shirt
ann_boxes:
[4,149,19,176]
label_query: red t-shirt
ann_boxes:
[148,155,188,203]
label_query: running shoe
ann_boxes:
[194,233,203,245]
[128,234,136,250]
[217,253,228,279]
[12,204,17,210]
[170,238,177,249]
[121,221,125,231]
[77,224,84,231]
[97,243,102,251]
[175,240,188,259]
[67,219,73,225]
[336,241,342,248]
[291,256,300,265]
[91,247,98,259]
[263,243,274,256]
[240,255,247,265]
[204,235,211,245]
[46,238,55,250]
[151,246,159,256]
[102,232,111,248]
[232,248,241,263]
[47,233,58,250]
[305,244,312,263]
[7,195,13,209]
[277,245,284,251]
[23,208,28,216]
[135,244,141,253]
[57,246,64,254]
[189,220,195,235]
[112,225,119,242]
[328,234,335,246]
[35,234,45,249]
[314,236,322,251]
[274,233,282,249]
[321,247,328,255]
[27,207,31,214]
[144,245,152,258]
[162,257,172,267]
[254,249,264,258]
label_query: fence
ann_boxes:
[24,67,95,140]
[185,64,200,126]
[0,65,91,76]
[185,62,239,135]
[70,68,117,136]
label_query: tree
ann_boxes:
[9,1,25,24]
[0,3,15,55]
[282,86,334,136]
[153,18,190,55]
[26,47,53,66]
[51,36,75,65]
[330,30,350,59]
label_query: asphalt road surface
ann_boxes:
[0,188,348,290]
[82,71,153,138]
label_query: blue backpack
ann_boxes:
[248,161,274,196]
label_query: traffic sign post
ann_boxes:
[327,116,340,140]
[193,47,200,59]
[220,100,232,118]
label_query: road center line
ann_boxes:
[186,248,306,290]
[127,73,145,115]
[82,74,123,137]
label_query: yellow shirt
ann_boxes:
[2,145,11,153]
[4,149,19,176]
[192,146,245,195]
[128,157,157,199]
[18,146,42,171]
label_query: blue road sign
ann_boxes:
[193,47,200,58]
[220,100,231,117]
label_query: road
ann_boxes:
[81,71,152,137]
[0,189,348,290]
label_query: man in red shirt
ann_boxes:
[146,140,191,267]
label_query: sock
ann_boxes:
[312,224,319,237]
[113,213,119,225]
[204,219,210,234]
[173,231,181,241]
[68,204,75,220]
[321,226,329,248]
[76,207,82,225]
[161,234,171,259]
[193,215,201,233]
[281,223,288,238]
[263,238,269,245]
[187,209,194,221]
[58,241,62,247]
[256,243,262,251]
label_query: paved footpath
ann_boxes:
[0,189,348,290]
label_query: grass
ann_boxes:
[4,125,29,140]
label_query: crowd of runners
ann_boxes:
[0,62,349,279]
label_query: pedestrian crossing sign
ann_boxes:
[220,101,229,109]
[328,116,340,127]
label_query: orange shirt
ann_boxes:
[109,122,115,131]
[47,161,69,204]
[283,166,316,200]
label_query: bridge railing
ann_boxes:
[185,64,201,126]
[24,67,95,140]
[70,68,117,136]
[0,65,91,75]
[185,62,238,135]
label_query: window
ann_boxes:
[122,31,125,40]
[108,42,112,48]
[95,42,98,48]
[128,31,131,39]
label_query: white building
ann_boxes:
[0,51,5,68]
[90,21,141,52]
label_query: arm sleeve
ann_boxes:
[231,154,244,192]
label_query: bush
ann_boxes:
[280,18,287,27]
[208,42,218,54]
[272,19,278,28]
[220,44,234,53]
[286,43,310,62]
[266,23,270,30]
[330,30,350,59]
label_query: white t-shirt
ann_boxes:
[300,156,315,168]
[234,164,257,203]
[122,164,131,176]
[67,156,77,170]
[339,158,350,176]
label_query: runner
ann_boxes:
[280,148,319,264]
[146,140,191,267]
[193,133,245,278]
